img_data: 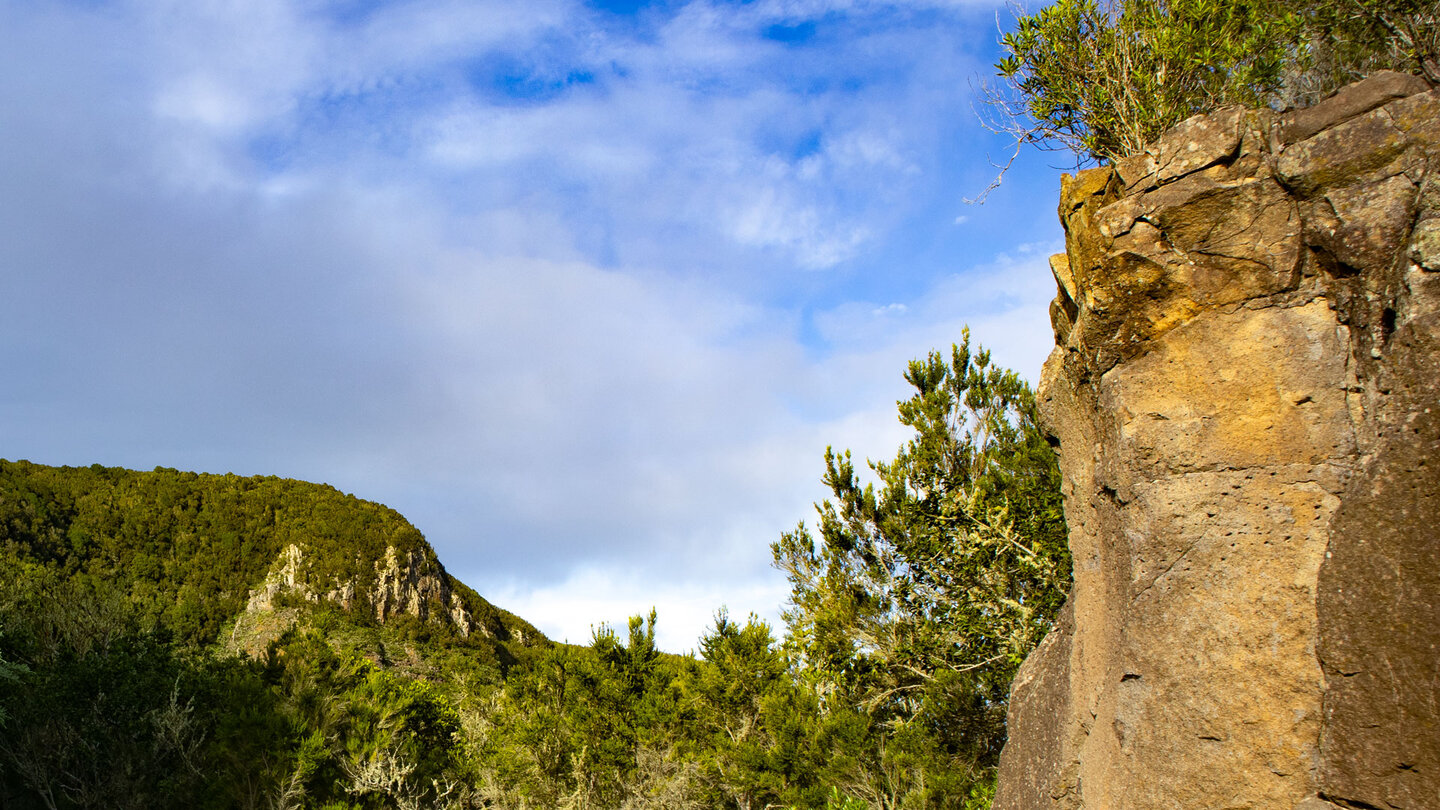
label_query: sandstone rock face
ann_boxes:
[995,72,1440,810]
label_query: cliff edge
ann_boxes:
[994,71,1440,809]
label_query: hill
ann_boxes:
[0,458,544,669]
[0,458,563,809]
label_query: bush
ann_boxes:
[985,0,1440,165]
[1295,0,1440,97]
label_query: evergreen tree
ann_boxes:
[773,331,1071,805]
[687,611,827,810]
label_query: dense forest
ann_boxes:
[0,335,1070,809]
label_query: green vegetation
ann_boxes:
[773,332,1070,805]
[988,0,1440,163]
[0,461,536,663]
[0,334,1068,808]
[469,610,843,809]
[0,606,470,809]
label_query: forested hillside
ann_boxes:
[0,336,1070,809]
[0,461,539,658]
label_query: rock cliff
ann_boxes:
[236,541,476,640]
[226,536,541,658]
[995,72,1440,809]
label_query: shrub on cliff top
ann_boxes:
[986,0,1440,165]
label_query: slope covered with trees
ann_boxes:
[0,462,539,808]
[0,461,538,659]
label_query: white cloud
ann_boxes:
[155,74,258,130]
[725,186,874,268]
[758,0,1008,17]
[810,245,1060,376]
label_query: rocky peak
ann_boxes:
[244,543,312,612]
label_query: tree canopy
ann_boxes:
[773,331,1071,805]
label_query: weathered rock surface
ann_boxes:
[231,541,478,655]
[995,72,1440,810]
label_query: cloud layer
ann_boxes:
[0,0,1063,651]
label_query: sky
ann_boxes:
[0,0,1069,652]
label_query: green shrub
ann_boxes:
[986,0,1440,165]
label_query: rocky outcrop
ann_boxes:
[995,72,1440,809]
[371,544,476,634]
[232,541,476,654]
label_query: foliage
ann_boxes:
[261,631,472,809]
[986,0,1440,165]
[474,612,714,809]
[0,459,538,664]
[1294,0,1440,95]
[0,650,24,728]
[0,362,1071,810]
[988,0,1300,162]
[0,461,512,809]
[773,331,1070,806]
[0,565,473,810]
[461,609,882,810]
[0,569,260,809]
[686,611,834,810]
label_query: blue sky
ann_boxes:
[0,0,1066,651]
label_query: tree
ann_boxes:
[983,0,1439,167]
[259,630,470,810]
[986,0,1299,164]
[473,611,710,809]
[772,331,1070,804]
[686,611,825,810]
[0,649,25,728]
[1297,0,1440,91]
[0,632,214,810]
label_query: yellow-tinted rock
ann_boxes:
[1103,300,1353,474]
[996,77,1440,810]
